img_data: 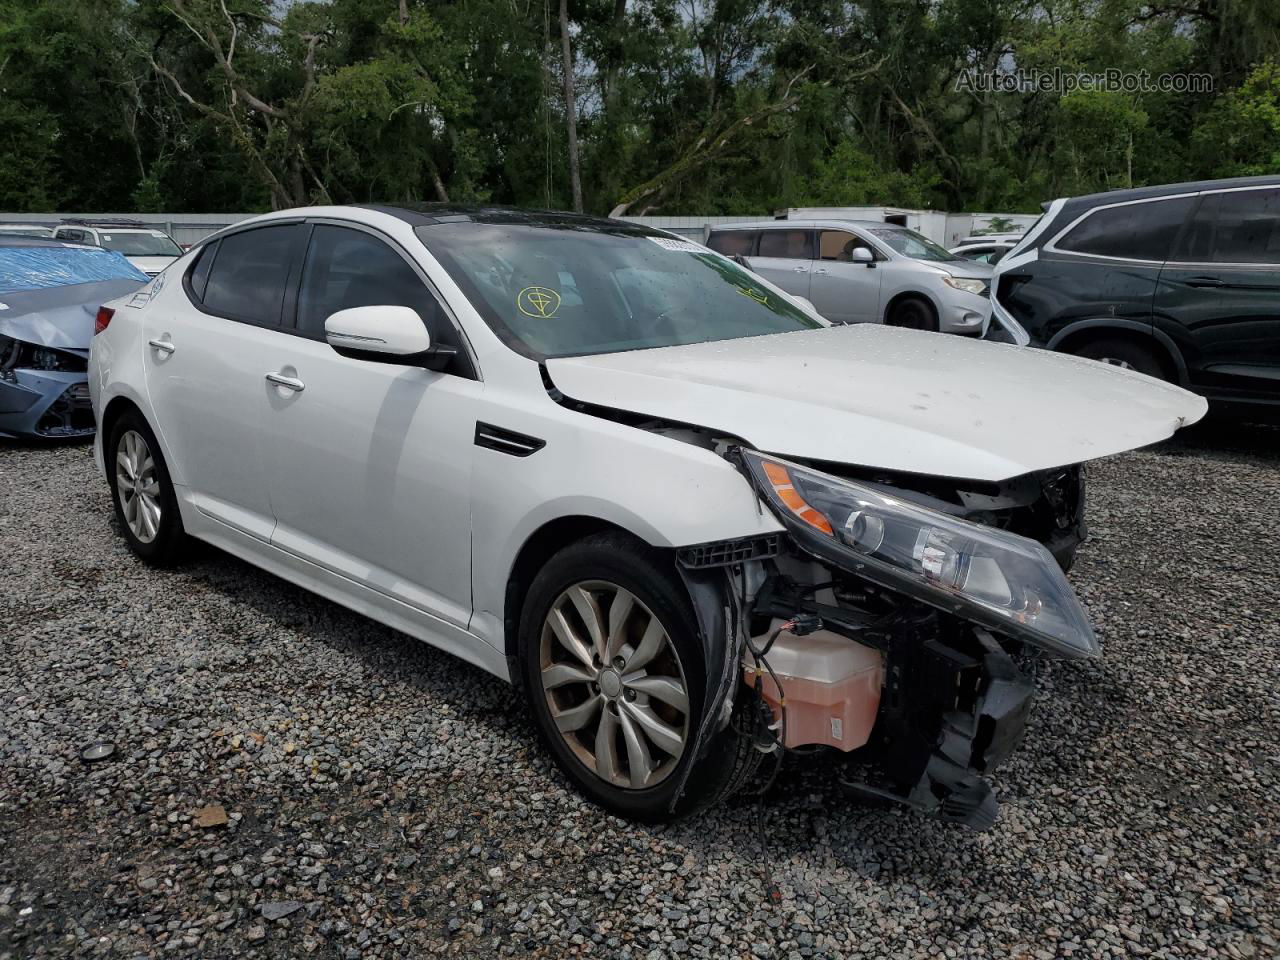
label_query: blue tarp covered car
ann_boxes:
[0,237,147,438]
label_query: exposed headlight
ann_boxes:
[741,451,1098,659]
[943,275,989,296]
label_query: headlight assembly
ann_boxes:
[741,450,1098,660]
[943,275,989,296]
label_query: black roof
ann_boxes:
[1061,174,1280,214]
[360,203,659,234]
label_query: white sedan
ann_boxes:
[88,205,1206,826]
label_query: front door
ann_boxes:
[1155,187,1280,401]
[258,222,480,628]
[809,229,883,323]
[142,223,309,541]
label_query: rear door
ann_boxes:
[750,228,814,299]
[808,229,883,323]
[1155,187,1280,401]
[142,223,308,540]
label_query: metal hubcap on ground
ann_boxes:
[539,580,690,790]
[116,430,161,543]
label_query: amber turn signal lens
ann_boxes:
[760,460,833,535]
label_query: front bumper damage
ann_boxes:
[670,451,1087,830]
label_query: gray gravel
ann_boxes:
[2,423,1278,959]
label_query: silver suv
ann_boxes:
[706,219,994,335]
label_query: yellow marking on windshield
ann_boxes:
[736,285,769,305]
[517,285,561,318]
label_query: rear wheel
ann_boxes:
[885,296,937,332]
[106,410,187,566]
[1072,338,1168,381]
[520,532,756,822]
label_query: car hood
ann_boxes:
[936,259,994,280]
[545,325,1208,482]
[0,278,144,350]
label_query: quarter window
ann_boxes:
[706,231,756,256]
[1056,197,1194,261]
[1176,189,1280,264]
[757,230,813,260]
[202,223,306,325]
[296,225,449,342]
[187,241,217,301]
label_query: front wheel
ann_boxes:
[885,296,938,331]
[520,532,756,822]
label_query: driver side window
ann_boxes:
[819,231,860,262]
[297,225,446,341]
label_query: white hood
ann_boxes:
[545,325,1207,481]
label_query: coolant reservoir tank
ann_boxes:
[744,621,884,751]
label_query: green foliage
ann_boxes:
[1193,60,1280,177]
[2,0,1280,214]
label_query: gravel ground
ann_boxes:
[2,422,1278,960]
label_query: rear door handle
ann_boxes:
[813,268,829,275]
[1185,276,1224,287]
[265,372,305,393]
[792,265,809,273]
[148,339,175,355]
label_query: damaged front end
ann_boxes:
[677,447,1099,830]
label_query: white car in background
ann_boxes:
[705,219,995,335]
[53,219,182,277]
[0,223,54,238]
[89,205,1205,827]
[950,233,1023,264]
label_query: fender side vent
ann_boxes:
[678,534,782,569]
[475,422,545,457]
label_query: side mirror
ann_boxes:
[851,246,875,264]
[324,305,457,371]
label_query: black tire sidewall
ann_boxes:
[887,297,937,331]
[519,534,723,822]
[1075,339,1167,380]
[106,411,185,565]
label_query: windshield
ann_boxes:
[98,231,182,257]
[869,227,959,262]
[416,222,824,359]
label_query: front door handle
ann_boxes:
[265,372,305,393]
[148,338,175,355]
[813,267,829,275]
[792,265,809,273]
[1185,276,1224,287]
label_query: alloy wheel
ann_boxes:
[1098,357,1135,370]
[115,429,162,543]
[539,580,691,790]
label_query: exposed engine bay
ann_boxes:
[671,444,1093,830]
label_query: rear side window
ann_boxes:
[1176,189,1280,264]
[707,230,756,256]
[296,225,450,343]
[758,229,813,259]
[1056,197,1194,261]
[203,224,306,325]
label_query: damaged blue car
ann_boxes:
[0,237,147,439]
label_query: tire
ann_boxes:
[520,532,756,822]
[106,410,188,566]
[1072,338,1168,381]
[885,296,937,331]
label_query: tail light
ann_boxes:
[94,306,115,335]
